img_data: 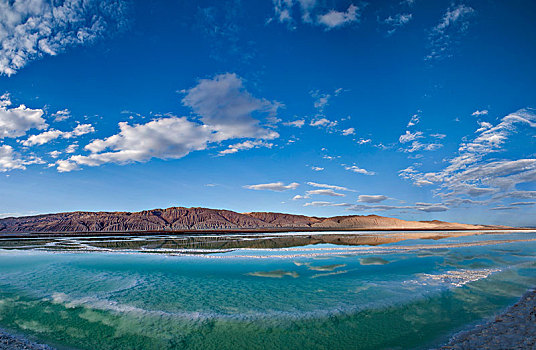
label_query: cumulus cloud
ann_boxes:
[317,4,360,29]
[60,73,280,171]
[66,117,213,168]
[244,182,299,191]
[0,95,47,139]
[0,0,128,75]
[182,73,280,141]
[342,127,355,136]
[0,144,25,172]
[358,195,388,203]
[56,158,79,173]
[344,164,375,175]
[310,118,337,128]
[22,124,94,146]
[311,166,324,171]
[426,4,475,61]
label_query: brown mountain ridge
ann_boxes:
[0,206,505,235]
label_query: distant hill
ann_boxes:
[0,207,506,235]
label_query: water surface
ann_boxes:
[0,230,535,349]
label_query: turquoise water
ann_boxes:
[0,231,536,349]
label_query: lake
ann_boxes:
[0,230,535,349]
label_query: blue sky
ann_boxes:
[0,0,535,226]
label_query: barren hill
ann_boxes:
[0,206,501,235]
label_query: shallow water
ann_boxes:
[0,231,535,349]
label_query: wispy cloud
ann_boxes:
[0,0,129,75]
[271,1,361,30]
[383,13,412,35]
[399,108,536,207]
[307,182,352,191]
[426,4,475,61]
[244,182,299,191]
[472,110,489,116]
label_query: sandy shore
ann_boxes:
[0,329,54,350]
[438,289,536,349]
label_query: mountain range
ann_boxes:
[0,207,506,235]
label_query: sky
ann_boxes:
[0,0,535,226]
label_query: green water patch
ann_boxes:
[0,272,534,350]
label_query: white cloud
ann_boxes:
[56,159,79,173]
[21,123,94,146]
[182,73,279,141]
[399,130,423,143]
[399,109,536,206]
[384,13,412,35]
[472,110,488,117]
[49,150,61,159]
[0,144,25,172]
[22,129,63,146]
[348,202,448,213]
[244,182,299,191]
[271,1,360,30]
[342,127,355,136]
[0,0,128,75]
[358,195,388,203]
[307,181,351,191]
[431,133,446,139]
[219,140,273,155]
[62,74,280,171]
[407,114,420,127]
[0,96,47,139]
[476,121,492,133]
[65,143,78,154]
[306,189,345,197]
[304,201,333,207]
[426,4,475,61]
[344,164,375,175]
[68,117,213,168]
[52,109,71,122]
[310,118,337,128]
[403,140,443,153]
[311,166,324,171]
[317,4,359,30]
[283,119,305,128]
[357,138,371,145]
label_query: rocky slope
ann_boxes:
[0,206,496,234]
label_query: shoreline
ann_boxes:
[438,288,536,349]
[0,329,55,350]
[0,227,533,239]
